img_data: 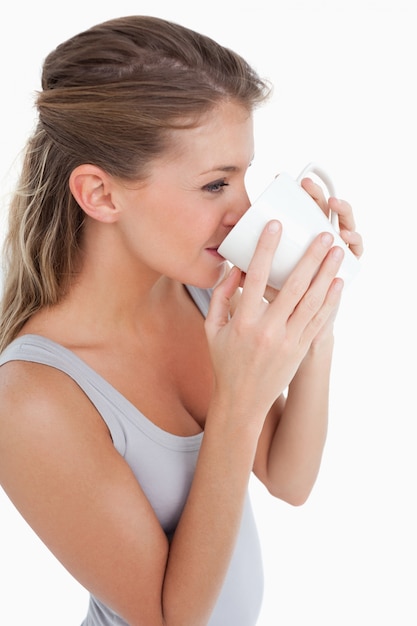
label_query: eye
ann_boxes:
[203,179,230,193]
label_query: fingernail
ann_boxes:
[267,220,281,233]
[332,247,344,261]
[321,232,333,247]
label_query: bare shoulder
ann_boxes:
[0,357,114,517]
[0,359,169,624]
[0,358,110,442]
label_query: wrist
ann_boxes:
[206,390,264,445]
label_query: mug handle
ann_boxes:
[296,162,340,231]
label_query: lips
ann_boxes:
[206,246,225,259]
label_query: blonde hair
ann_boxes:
[0,15,271,352]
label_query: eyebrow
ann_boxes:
[200,155,255,177]
[200,165,239,176]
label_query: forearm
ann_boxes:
[265,336,334,504]
[162,399,259,626]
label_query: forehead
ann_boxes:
[160,101,254,170]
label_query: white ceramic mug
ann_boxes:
[217,162,360,290]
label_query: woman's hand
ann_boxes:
[205,219,344,436]
[246,177,363,307]
[301,176,364,260]
[300,177,364,346]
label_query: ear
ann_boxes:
[69,164,120,224]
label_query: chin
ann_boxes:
[185,263,228,290]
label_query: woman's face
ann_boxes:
[115,100,255,288]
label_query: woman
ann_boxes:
[0,15,363,626]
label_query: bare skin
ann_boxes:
[0,101,363,626]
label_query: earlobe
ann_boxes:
[69,164,120,223]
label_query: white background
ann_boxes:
[1,1,416,624]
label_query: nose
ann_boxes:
[224,188,251,227]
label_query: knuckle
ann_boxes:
[306,310,327,337]
[254,326,280,353]
[286,276,306,299]
[233,320,278,356]
[303,292,321,313]
[246,266,266,285]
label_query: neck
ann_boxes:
[24,222,186,345]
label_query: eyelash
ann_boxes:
[203,180,230,193]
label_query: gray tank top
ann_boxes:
[0,285,264,626]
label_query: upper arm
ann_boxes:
[0,361,169,626]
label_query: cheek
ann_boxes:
[124,213,193,263]
[119,187,220,259]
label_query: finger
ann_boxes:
[288,245,344,332]
[339,229,364,259]
[205,266,241,338]
[238,220,282,314]
[238,273,280,304]
[301,277,344,345]
[301,177,329,215]
[272,231,335,319]
[328,196,356,232]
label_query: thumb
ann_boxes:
[205,266,241,338]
